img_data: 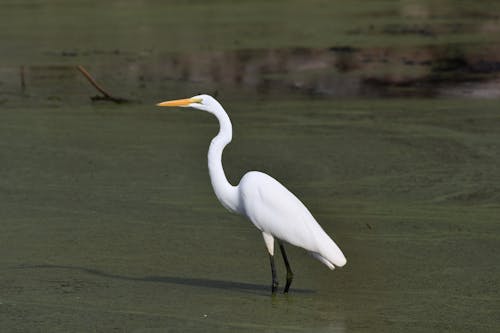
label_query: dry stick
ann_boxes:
[76,65,128,103]
[20,65,26,92]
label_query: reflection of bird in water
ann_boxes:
[157,95,346,294]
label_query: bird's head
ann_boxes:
[156,94,220,113]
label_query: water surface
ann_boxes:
[1,1,499,332]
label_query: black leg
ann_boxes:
[269,254,279,294]
[278,241,294,293]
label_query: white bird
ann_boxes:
[156,94,346,294]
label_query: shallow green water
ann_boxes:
[1,100,499,332]
[1,1,500,332]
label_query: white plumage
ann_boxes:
[239,171,346,269]
[157,94,346,293]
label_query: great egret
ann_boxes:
[157,95,346,294]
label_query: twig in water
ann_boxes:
[76,65,129,103]
[20,66,26,92]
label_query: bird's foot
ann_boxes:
[271,281,279,294]
[283,273,293,293]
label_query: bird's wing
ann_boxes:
[239,172,325,252]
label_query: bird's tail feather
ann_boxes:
[316,231,347,268]
[311,252,336,270]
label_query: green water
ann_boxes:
[1,1,500,332]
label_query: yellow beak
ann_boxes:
[156,97,202,107]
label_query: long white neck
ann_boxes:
[207,104,240,213]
